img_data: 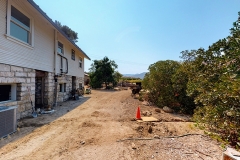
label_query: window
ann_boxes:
[0,84,16,102]
[71,49,75,60]
[10,6,31,44]
[79,83,82,89]
[79,57,82,68]
[58,41,64,54]
[59,83,66,92]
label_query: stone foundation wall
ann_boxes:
[57,75,72,102]
[44,72,55,106]
[56,75,84,102]
[0,63,35,119]
[0,63,85,118]
[76,77,84,88]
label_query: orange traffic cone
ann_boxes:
[136,106,141,120]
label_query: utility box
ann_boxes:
[222,148,240,160]
[0,106,17,138]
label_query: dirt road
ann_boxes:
[0,90,222,160]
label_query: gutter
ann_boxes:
[27,0,91,60]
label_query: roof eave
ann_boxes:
[27,0,91,60]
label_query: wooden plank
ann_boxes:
[137,117,159,122]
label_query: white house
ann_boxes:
[0,0,90,119]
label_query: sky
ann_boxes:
[34,0,240,74]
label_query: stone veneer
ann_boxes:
[0,63,84,119]
[56,75,84,102]
[0,63,35,119]
[43,72,55,106]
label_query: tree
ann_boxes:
[55,20,78,43]
[142,60,181,108]
[180,12,240,147]
[113,71,123,86]
[89,57,118,89]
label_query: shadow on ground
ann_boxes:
[0,96,91,148]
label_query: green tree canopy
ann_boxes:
[55,20,78,43]
[180,11,240,147]
[142,60,181,108]
[89,57,118,88]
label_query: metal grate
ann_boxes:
[0,106,17,138]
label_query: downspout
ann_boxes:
[5,0,8,34]
[53,29,58,108]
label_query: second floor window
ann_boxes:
[10,6,30,44]
[79,57,82,68]
[71,49,75,60]
[58,41,64,54]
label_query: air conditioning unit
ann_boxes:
[0,106,17,138]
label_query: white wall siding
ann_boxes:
[0,0,54,72]
[56,35,84,78]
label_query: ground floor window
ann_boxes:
[0,84,16,102]
[79,83,82,89]
[59,83,66,92]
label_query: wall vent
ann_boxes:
[0,106,17,138]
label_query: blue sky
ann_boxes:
[34,0,240,74]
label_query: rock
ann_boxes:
[142,111,152,116]
[80,141,85,145]
[154,135,160,139]
[148,126,152,133]
[163,106,173,113]
[155,108,161,113]
[130,118,136,121]
[132,143,137,149]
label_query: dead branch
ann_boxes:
[117,133,207,142]
[195,149,213,158]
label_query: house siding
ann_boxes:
[0,0,55,72]
[0,0,88,118]
[56,35,85,78]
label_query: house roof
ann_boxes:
[27,0,91,60]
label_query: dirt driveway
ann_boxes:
[0,89,223,160]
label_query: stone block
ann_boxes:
[31,78,35,83]
[15,72,27,77]
[0,72,14,77]
[17,101,25,105]
[11,66,23,72]
[25,103,33,110]
[0,77,7,83]
[18,96,29,101]
[18,104,25,112]
[28,72,35,78]
[23,68,33,72]
[7,77,16,83]
[17,91,28,97]
[16,78,26,83]
[17,86,28,92]
[26,78,31,83]
[0,63,10,71]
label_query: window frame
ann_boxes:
[79,57,83,68]
[0,84,17,103]
[71,49,75,60]
[6,1,34,48]
[59,83,66,92]
[57,41,64,55]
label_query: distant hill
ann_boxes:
[123,72,147,79]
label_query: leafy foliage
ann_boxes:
[55,20,78,43]
[142,60,181,108]
[113,71,123,86]
[89,57,118,89]
[171,62,196,114]
[180,12,240,148]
